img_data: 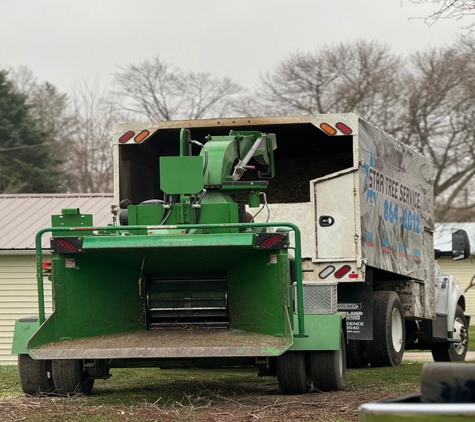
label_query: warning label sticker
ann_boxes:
[65,258,75,268]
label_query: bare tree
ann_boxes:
[113,56,244,121]
[253,38,475,221]
[410,0,475,29]
[251,40,405,133]
[399,37,475,221]
[66,80,128,193]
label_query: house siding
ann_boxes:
[438,256,475,316]
[0,254,52,365]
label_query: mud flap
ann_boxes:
[338,278,373,340]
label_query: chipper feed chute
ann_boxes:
[26,229,294,360]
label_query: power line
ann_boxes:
[0,144,49,152]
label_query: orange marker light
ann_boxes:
[134,130,150,143]
[320,123,337,136]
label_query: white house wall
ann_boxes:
[0,254,52,365]
[438,257,475,316]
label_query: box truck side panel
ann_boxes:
[357,119,434,282]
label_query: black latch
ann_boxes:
[319,216,335,227]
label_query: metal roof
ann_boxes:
[1,193,473,254]
[0,194,114,250]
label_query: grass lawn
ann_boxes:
[0,325,471,420]
[0,363,423,422]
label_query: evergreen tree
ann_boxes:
[0,70,63,193]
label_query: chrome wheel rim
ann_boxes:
[453,317,467,355]
[391,308,404,353]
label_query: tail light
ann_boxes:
[51,237,83,253]
[255,233,288,249]
[42,260,52,276]
[334,265,352,279]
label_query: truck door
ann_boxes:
[314,170,359,260]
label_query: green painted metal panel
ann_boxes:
[28,221,306,358]
[228,249,292,339]
[51,210,93,236]
[203,138,238,185]
[27,314,58,355]
[160,156,204,194]
[290,313,342,351]
[26,237,295,359]
[82,233,256,249]
[28,253,145,352]
[127,204,164,226]
[11,319,40,354]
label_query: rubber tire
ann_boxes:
[276,351,311,395]
[367,291,405,367]
[311,329,346,391]
[431,305,468,362]
[52,359,94,395]
[18,354,55,395]
[346,339,369,368]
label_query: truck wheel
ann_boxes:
[367,291,405,367]
[431,305,468,362]
[346,339,368,368]
[18,354,55,395]
[52,359,94,395]
[276,351,311,394]
[310,329,346,391]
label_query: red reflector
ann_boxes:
[134,130,150,143]
[320,123,337,136]
[349,273,359,279]
[260,234,283,248]
[335,122,353,135]
[334,265,351,279]
[119,131,135,143]
[42,260,52,276]
[56,239,79,252]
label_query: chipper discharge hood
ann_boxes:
[26,129,297,361]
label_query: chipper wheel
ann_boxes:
[18,354,55,395]
[310,329,346,392]
[431,305,469,362]
[276,351,312,394]
[52,359,94,395]
[366,291,405,367]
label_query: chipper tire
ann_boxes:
[276,351,311,394]
[18,354,55,395]
[431,305,468,362]
[52,359,94,395]
[367,291,405,367]
[310,329,346,391]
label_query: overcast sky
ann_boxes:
[1,0,468,93]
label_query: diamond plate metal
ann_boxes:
[294,282,338,314]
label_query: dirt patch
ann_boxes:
[0,385,415,422]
